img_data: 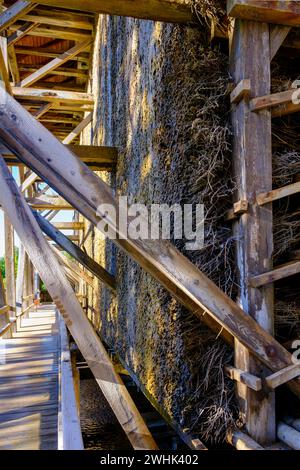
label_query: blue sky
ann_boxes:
[0,168,74,257]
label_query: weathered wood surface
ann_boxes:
[57,313,83,450]
[26,0,195,23]
[1,90,300,401]
[0,157,157,450]
[0,143,117,170]
[228,1,300,27]
[12,86,94,105]
[250,260,300,287]
[227,429,264,450]
[225,365,262,391]
[230,20,275,444]
[265,364,300,390]
[257,181,300,205]
[0,37,12,95]
[0,305,59,450]
[32,210,116,291]
[277,422,300,450]
[0,1,36,33]
[4,211,16,317]
[250,89,297,112]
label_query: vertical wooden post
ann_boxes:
[0,268,10,336]
[4,213,16,318]
[230,19,276,444]
[16,243,25,328]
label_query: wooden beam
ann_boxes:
[250,89,295,112]
[26,195,73,210]
[20,171,38,192]
[0,144,117,169]
[20,65,88,79]
[283,416,300,433]
[0,156,157,451]
[225,199,248,221]
[46,235,79,242]
[4,211,16,317]
[9,23,92,42]
[15,46,90,63]
[257,181,300,205]
[7,21,38,48]
[26,0,195,23]
[265,364,300,390]
[8,46,20,84]
[227,429,264,450]
[22,7,94,30]
[225,365,262,392]
[32,210,116,291]
[57,314,83,450]
[277,422,300,450]
[270,25,291,60]
[62,112,93,145]
[0,1,36,33]
[53,222,84,230]
[230,79,250,105]
[228,1,300,27]
[51,245,94,288]
[18,39,92,88]
[229,20,275,444]
[0,37,12,95]
[33,102,53,119]
[2,90,300,397]
[12,86,94,105]
[250,260,300,288]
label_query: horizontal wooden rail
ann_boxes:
[265,364,300,390]
[2,89,300,398]
[25,0,196,23]
[257,182,300,205]
[0,143,117,171]
[228,1,300,27]
[250,260,300,287]
[250,89,295,113]
[225,365,262,391]
[57,313,84,450]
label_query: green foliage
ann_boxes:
[0,246,19,280]
[0,256,4,280]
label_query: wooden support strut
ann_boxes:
[18,39,92,88]
[32,210,116,291]
[1,89,300,401]
[250,260,300,288]
[0,1,36,33]
[25,0,196,23]
[0,156,157,451]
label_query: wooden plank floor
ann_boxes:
[0,304,59,450]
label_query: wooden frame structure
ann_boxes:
[0,0,300,451]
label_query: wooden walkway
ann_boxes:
[0,305,59,450]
